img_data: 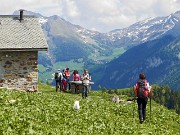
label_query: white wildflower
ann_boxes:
[9,99,16,103]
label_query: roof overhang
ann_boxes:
[0,48,48,52]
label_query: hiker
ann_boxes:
[73,70,81,81]
[64,68,71,90]
[61,69,67,92]
[81,69,91,98]
[134,73,152,123]
[73,70,81,93]
[54,69,63,92]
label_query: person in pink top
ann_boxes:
[73,70,81,81]
[64,68,71,90]
[73,70,81,93]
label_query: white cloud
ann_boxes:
[58,0,180,32]
[0,0,180,32]
[0,0,60,16]
[60,0,79,18]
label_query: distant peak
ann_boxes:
[49,15,59,20]
[174,10,180,14]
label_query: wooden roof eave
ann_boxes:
[0,48,48,52]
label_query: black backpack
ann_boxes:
[137,80,149,98]
[54,72,60,80]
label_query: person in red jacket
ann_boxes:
[134,73,152,123]
[64,68,71,90]
[61,69,67,92]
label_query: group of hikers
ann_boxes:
[54,68,91,99]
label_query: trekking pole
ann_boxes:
[132,86,136,118]
[149,87,152,121]
[150,96,151,120]
[133,98,136,118]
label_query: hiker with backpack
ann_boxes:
[54,69,63,92]
[81,69,91,98]
[134,73,152,123]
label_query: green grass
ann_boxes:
[0,83,179,134]
[88,47,125,61]
[38,65,47,73]
[53,59,84,71]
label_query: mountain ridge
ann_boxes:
[39,10,180,62]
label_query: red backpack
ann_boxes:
[137,79,149,98]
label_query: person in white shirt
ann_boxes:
[81,69,91,98]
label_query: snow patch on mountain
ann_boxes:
[178,53,180,60]
[39,17,48,24]
[146,57,163,68]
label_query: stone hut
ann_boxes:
[0,11,48,91]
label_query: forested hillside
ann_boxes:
[93,36,180,91]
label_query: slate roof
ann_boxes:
[0,15,48,51]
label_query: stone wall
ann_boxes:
[0,51,38,91]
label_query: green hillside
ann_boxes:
[0,84,179,135]
[93,36,180,91]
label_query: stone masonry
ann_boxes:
[0,51,38,91]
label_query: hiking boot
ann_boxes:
[142,110,146,121]
[140,118,144,124]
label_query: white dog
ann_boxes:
[73,100,80,110]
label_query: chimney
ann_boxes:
[19,9,25,22]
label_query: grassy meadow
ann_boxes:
[0,83,179,135]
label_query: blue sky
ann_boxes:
[0,0,180,32]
